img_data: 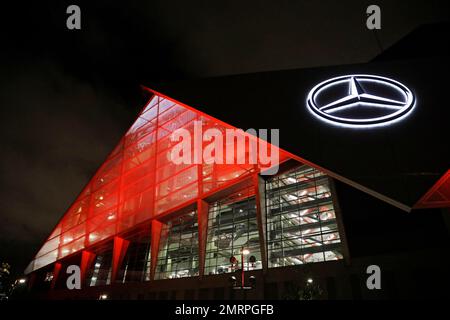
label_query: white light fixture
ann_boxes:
[63,237,73,243]
[307,74,415,128]
[287,194,298,201]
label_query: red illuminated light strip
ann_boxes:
[414,170,450,209]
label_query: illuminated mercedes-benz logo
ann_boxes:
[307,74,415,127]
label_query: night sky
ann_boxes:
[0,0,449,276]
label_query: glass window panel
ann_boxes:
[266,165,343,268]
[155,211,199,280]
[205,187,261,275]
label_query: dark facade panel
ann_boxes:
[148,58,450,210]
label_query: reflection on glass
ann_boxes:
[205,187,262,275]
[266,165,343,267]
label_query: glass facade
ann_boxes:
[26,91,349,295]
[155,211,199,279]
[32,163,346,291]
[205,187,262,275]
[266,165,343,267]
[119,228,152,283]
[26,93,289,274]
[88,242,113,287]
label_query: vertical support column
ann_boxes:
[328,177,351,265]
[50,262,62,290]
[111,236,130,283]
[197,199,209,278]
[253,173,268,273]
[80,250,96,288]
[150,220,163,281]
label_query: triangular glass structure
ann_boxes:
[26,89,291,273]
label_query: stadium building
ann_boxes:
[25,23,450,300]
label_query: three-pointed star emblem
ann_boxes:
[320,77,406,113]
[307,74,415,127]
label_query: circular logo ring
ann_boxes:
[307,74,415,128]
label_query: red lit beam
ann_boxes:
[414,170,450,209]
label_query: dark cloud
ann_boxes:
[0,0,448,274]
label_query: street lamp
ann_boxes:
[98,293,108,300]
[240,247,250,288]
[229,275,237,287]
[228,248,256,291]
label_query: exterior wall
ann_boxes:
[31,248,450,300]
[25,93,290,274]
[26,168,450,300]
[28,163,351,298]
